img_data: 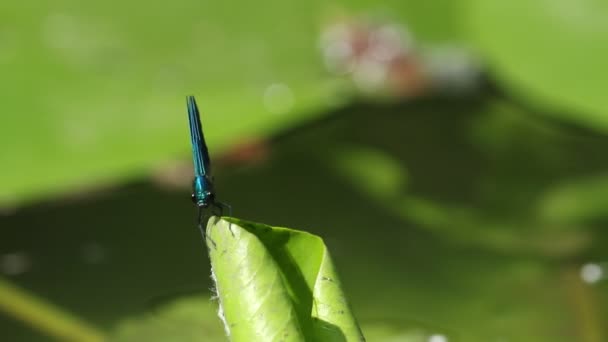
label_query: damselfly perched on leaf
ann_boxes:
[186,96,231,226]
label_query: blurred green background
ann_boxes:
[1,0,608,341]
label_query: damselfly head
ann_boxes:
[191,193,210,208]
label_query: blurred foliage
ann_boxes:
[3,98,608,341]
[464,0,608,130]
[112,296,224,342]
[0,277,104,341]
[538,174,608,224]
[325,99,608,256]
[2,0,608,341]
[0,0,460,206]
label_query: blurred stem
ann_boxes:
[562,266,604,342]
[0,277,106,342]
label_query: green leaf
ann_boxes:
[111,296,225,342]
[330,146,408,201]
[206,217,364,342]
[0,0,463,206]
[537,173,608,224]
[463,0,608,130]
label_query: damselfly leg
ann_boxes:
[209,201,234,237]
[198,207,217,249]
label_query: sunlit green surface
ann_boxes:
[0,0,460,206]
[207,217,363,341]
[464,0,608,130]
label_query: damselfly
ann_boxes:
[186,96,231,228]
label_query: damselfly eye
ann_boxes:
[191,193,197,204]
